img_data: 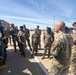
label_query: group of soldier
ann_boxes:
[3,21,76,75]
[4,24,42,57]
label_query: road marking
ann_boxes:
[28,50,49,75]
[0,64,6,69]
[22,68,32,75]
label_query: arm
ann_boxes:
[18,31,21,42]
[43,32,45,43]
[51,39,63,56]
[31,34,33,47]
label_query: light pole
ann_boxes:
[54,16,55,29]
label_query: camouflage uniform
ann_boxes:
[32,33,39,55]
[24,28,32,50]
[70,32,76,75]
[37,28,41,49]
[42,30,54,59]
[18,29,26,57]
[4,27,11,45]
[10,26,20,52]
[50,32,72,75]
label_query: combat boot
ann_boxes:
[31,54,34,58]
[23,53,26,57]
[15,49,17,52]
[41,56,45,59]
[21,52,26,57]
[30,47,32,51]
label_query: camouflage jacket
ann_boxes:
[18,30,26,43]
[72,33,76,45]
[4,28,10,37]
[43,31,54,44]
[71,33,76,60]
[51,32,72,66]
[10,27,18,37]
[24,28,30,39]
[32,33,39,45]
[37,29,41,37]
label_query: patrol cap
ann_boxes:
[11,23,14,27]
[72,22,76,26]
[20,26,23,28]
[11,23,14,25]
[37,25,39,28]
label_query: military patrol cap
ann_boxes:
[11,23,14,27]
[20,26,23,28]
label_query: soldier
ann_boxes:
[70,22,76,75]
[36,25,41,49]
[50,21,72,75]
[42,27,54,59]
[31,28,39,57]
[10,24,20,52]
[4,25,11,46]
[18,26,26,57]
[23,25,32,50]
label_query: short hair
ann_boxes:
[72,22,76,26]
[65,27,69,33]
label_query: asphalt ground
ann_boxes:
[0,46,47,75]
[0,31,71,75]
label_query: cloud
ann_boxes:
[48,0,73,18]
[0,0,74,29]
[0,15,55,29]
[0,15,53,24]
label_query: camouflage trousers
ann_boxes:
[19,41,26,53]
[12,36,20,52]
[38,37,41,49]
[43,43,52,57]
[7,35,11,45]
[32,43,38,54]
[50,58,69,75]
[26,38,32,49]
[69,61,76,75]
[69,46,76,75]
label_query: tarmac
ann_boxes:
[0,31,71,75]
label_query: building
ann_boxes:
[0,19,10,27]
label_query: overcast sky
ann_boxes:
[0,0,76,29]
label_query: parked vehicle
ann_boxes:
[0,20,7,65]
